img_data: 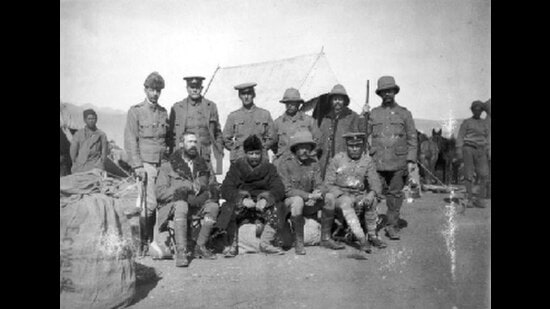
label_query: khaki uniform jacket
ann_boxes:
[324,152,382,198]
[124,100,169,168]
[222,104,275,161]
[168,97,224,161]
[367,102,417,171]
[456,117,490,151]
[277,154,324,200]
[272,112,321,158]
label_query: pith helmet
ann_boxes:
[144,72,165,90]
[327,84,350,106]
[279,88,304,103]
[289,130,317,152]
[375,76,400,95]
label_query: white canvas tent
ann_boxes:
[204,51,340,178]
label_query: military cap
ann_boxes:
[342,132,366,145]
[183,76,205,87]
[144,71,165,90]
[234,82,257,91]
[470,100,485,110]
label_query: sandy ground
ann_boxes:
[127,190,490,309]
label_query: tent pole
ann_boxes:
[204,65,220,96]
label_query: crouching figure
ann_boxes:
[218,135,286,257]
[156,132,220,267]
[324,132,387,253]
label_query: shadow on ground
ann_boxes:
[127,262,162,307]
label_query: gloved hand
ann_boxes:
[257,191,275,207]
[304,199,316,207]
[242,198,256,209]
[308,189,323,201]
[359,191,376,207]
[256,199,267,212]
[174,187,190,202]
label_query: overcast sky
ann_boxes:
[60,0,490,120]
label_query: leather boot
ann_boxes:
[320,209,345,250]
[291,216,306,255]
[222,220,238,258]
[259,224,284,255]
[173,216,189,267]
[369,234,387,249]
[194,219,217,260]
[385,225,400,240]
[359,236,371,254]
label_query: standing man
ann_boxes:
[156,132,220,267]
[218,135,286,256]
[324,132,387,253]
[367,76,417,240]
[168,76,224,173]
[456,100,490,208]
[222,83,275,163]
[277,131,345,255]
[69,109,108,173]
[124,71,169,252]
[317,84,364,179]
[272,88,320,166]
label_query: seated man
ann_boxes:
[218,134,286,256]
[277,131,345,255]
[324,132,387,253]
[156,131,220,267]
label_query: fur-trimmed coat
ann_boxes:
[220,157,285,206]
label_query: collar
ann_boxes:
[187,96,203,106]
[240,104,257,113]
[144,98,160,110]
[283,112,304,122]
[381,101,398,109]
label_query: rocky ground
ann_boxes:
[127,190,490,309]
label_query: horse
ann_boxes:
[431,129,461,185]
[417,130,439,184]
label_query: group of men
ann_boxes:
[65,70,490,268]
[118,71,423,268]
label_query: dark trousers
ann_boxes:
[378,168,407,228]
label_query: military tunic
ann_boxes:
[273,112,321,159]
[124,100,169,168]
[324,152,382,199]
[168,97,223,163]
[367,102,417,171]
[222,104,275,162]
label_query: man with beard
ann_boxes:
[167,76,223,173]
[367,76,417,240]
[277,131,345,255]
[124,71,170,253]
[272,88,320,166]
[70,109,108,173]
[324,132,387,253]
[317,84,364,179]
[218,134,286,256]
[223,83,275,163]
[156,132,220,267]
[456,100,490,208]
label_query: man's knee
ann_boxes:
[324,193,336,210]
[287,196,304,215]
[203,201,220,220]
[336,195,354,210]
[173,200,189,220]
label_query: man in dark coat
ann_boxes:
[218,134,286,256]
[167,76,224,173]
[69,109,108,173]
[367,76,418,240]
[156,132,220,267]
[316,84,365,179]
